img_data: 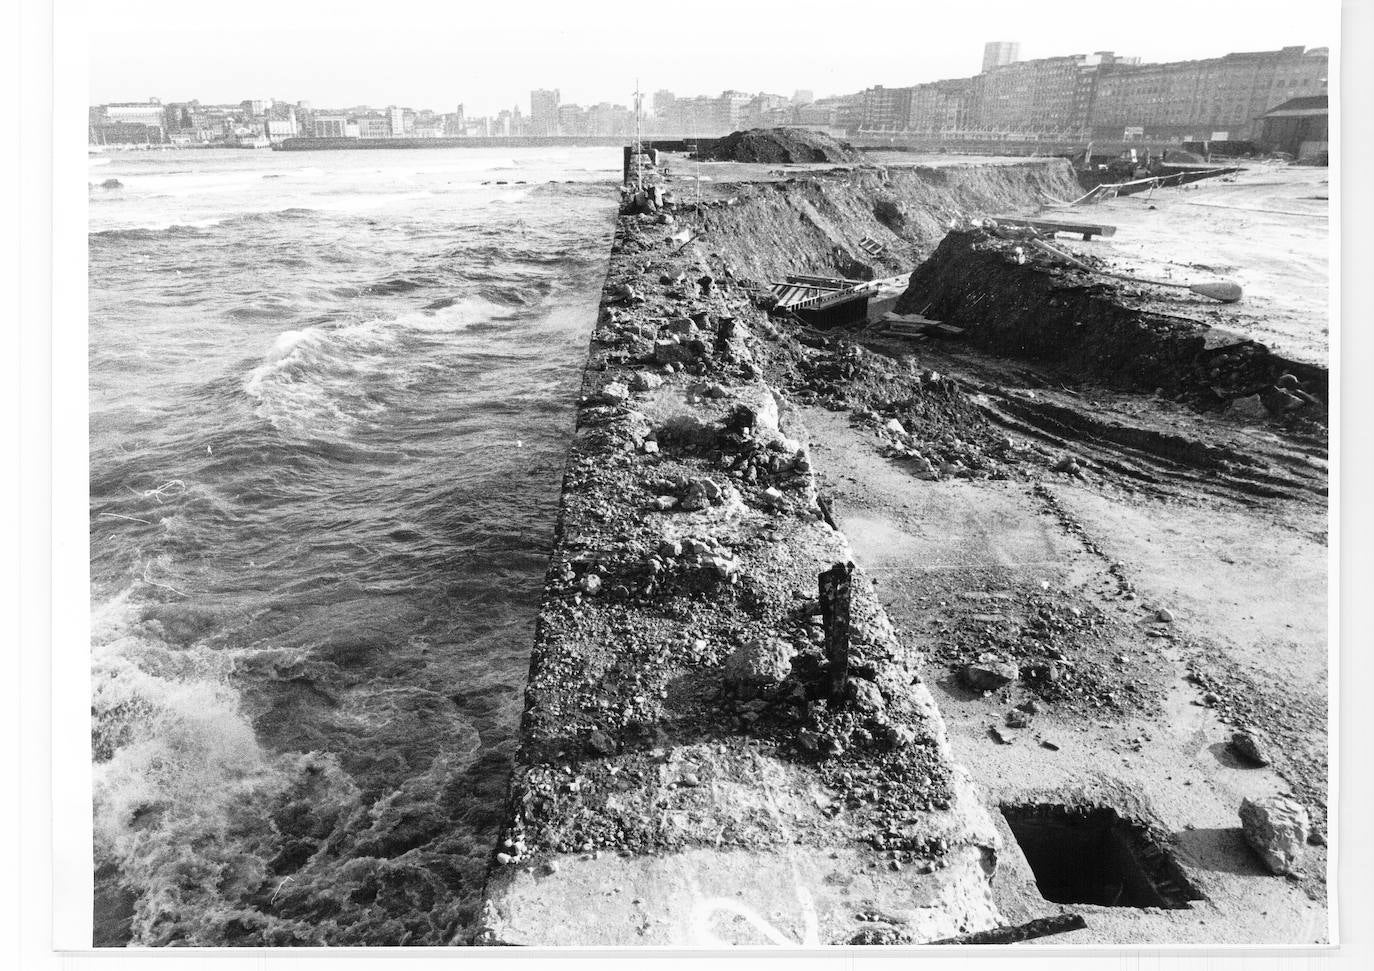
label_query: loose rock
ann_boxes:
[1229,730,1272,767]
[1239,796,1310,875]
[723,637,797,694]
[963,660,1019,692]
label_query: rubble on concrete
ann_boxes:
[483,150,1329,948]
[481,160,1008,948]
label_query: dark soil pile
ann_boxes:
[699,127,863,165]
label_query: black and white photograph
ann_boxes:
[9,0,1374,964]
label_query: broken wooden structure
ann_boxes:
[769,274,874,329]
[857,234,887,257]
[874,311,965,340]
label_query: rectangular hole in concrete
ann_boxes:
[1001,803,1202,909]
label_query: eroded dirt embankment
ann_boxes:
[895,228,1328,408]
[692,161,1083,284]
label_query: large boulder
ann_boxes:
[1239,796,1310,875]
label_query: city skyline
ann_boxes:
[88,41,1330,149]
[86,0,1338,118]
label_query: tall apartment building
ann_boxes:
[556,103,585,136]
[981,41,1020,73]
[833,93,866,133]
[860,85,914,131]
[907,78,975,133]
[587,102,632,137]
[530,88,561,136]
[795,100,839,128]
[359,115,391,139]
[1090,46,1328,140]
[713,90,753,132]
[265,114,299,142]
[103,102,168,129]
[91,101,170,143]
[972,54,1100,133]
[746,92,793,128]
[671,95,718,135]
[313,115,350,138]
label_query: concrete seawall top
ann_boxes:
[474,160,1030,946]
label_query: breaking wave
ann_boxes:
[241,299,516,438]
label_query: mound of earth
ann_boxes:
[699,127,863,165]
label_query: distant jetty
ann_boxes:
[274,135,639,151]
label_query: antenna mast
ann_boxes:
[634,79,643,190]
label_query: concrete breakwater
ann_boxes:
[474,158,1092,946]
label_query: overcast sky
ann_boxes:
[86,0,1340,116]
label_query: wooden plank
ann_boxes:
[929,913,1087,945]
[786,273,863,288]
[882,311,940,325]
[991,216,1117,239]
[883,322,934,333]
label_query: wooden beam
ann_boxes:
[928,913,1088,945]
[991,216,1117,240]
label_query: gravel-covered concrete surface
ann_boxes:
[479,154,1329,947]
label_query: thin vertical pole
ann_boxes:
[633,79,643,191]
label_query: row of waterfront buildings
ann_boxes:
[88,42,1328,149]
[89,100,497,146]
[854,42,1328,142]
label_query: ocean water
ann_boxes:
[88,147,618,945]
